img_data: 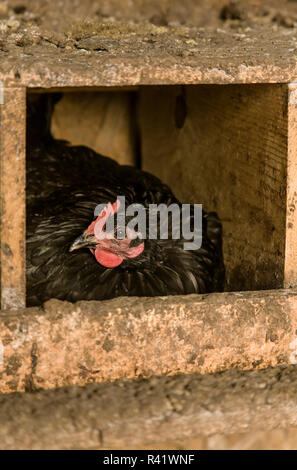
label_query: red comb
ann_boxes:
[85,199,120,237]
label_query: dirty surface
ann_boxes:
[1,1,297,86]
[0,289,297,394]
[0,87,26,310]
[1,364,297,449]
[3,0,297,31]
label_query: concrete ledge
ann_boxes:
[1,290,297,393]
[2,25,297,87]
[1,365,297,449]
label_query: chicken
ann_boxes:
[26,95,225,306]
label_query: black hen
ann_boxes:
[26,95,225,306]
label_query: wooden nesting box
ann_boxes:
[1,23,297,394]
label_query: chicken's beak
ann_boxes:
[69,233,97,252]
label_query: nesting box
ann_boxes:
[1,22,297,394]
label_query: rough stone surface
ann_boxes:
[2,26,297,88]
[3,1,297,31]
[1,365,297,449]
[1,2,297,87]
[136,428,297,450]
[0,290,297,393]
[0,87,26,310]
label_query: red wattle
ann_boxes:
[95,248,123,268]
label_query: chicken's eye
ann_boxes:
[117,228,125,239]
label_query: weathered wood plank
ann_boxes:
[2,24,297,87]
[1,364,297,449]
[51,91,137,166]
[0,290,296,394]
[285,82,297,288]
[0,87,26,310]
[139,84,288,291]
